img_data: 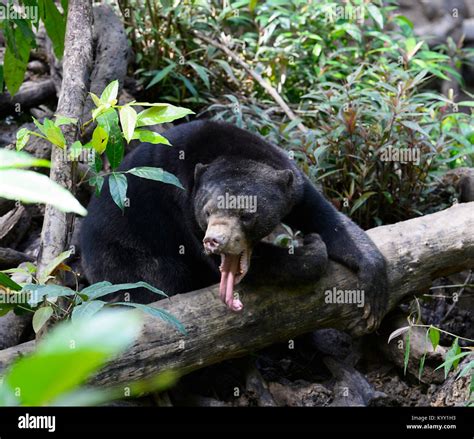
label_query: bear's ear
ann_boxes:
[276,169,294,189]
[194,163,209,183]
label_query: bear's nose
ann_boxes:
[203,235,224,253]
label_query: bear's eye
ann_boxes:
[240,212,253,224]
[205,209,211,218]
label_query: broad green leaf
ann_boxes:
[97,109,124,169]
[127,167,184,189]
[367,4,384,29]
[112,302,186,335]
[32,117,47,135]
[55,115,77,127]
[24,284,76,306]
[100,80,119,105]
[39,249,73,284]
[131,129,171,145]
[69,141,83,160]
[15,128,30,151]
[0,169,87,216]
[91,125,109,154]
[146,64,176,89]
[0,150,50,169]
[89,92,102,108]
[108,173,128,211]
[40,0,66,58]
[136,105,194,127]
[3,26,31,95]
[71,300,106,322]
[457,101,474,108]
[89,175,104,196]
[428,326,440,350]
[44,123,66,149]
[0,272,22,292]
[82,281,168,301]
[0,310,142,406]
[32,306,54,333]
[119,105,138,143]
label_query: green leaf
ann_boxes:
[112,302,186,335]
[24,284,76,306]
[89,175,104,196]
[367,4,384,29]
[0,272,22,292]
[0,310,142,406]
[81,281,168,301]
[441,338,462,378]
[404,330,411,375]
[108,173,128,211]
[40,0,67,58]
[428,326,440,350]
[457,360,474,379]
[89,92,102,108]
[55,115,77,127]
[187,61,211,89]
[312,43,322,58]
[131,129,171,145]
[100,80,119,105]
[0,169,87,216]
[39,249,72,284]
[457,101,474,107]
[146,64,176,89]
[0,150,50,170]
[32,306,54,333]
[15,128,30,151]
[400,120,430,137]
[127,167,184,189]
[119,105,138,143]
[97,109,124,169]
[4,43,29,96]
[136,105,194,127]
[44,122,67,149]
[350,192,376,215]
[91,125,109,154]
[71,300,106,322]
[69,141,83,160]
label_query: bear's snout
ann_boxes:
[203,214,247,255]
[203,233,226,253]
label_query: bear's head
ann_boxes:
[193,158,297,311]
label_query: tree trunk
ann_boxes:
[0,203,473,387]
[36,0,93,279]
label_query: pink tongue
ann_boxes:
[219,254,243,312]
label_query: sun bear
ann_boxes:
[80,120,388,330]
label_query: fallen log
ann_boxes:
[0,79,56,117]
[0,202,473,387]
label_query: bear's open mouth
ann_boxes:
[218,248,252,312]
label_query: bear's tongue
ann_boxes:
[219,254,243,312]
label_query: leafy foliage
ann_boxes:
[120,0,474,228]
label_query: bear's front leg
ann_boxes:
[284,176,389,335]
[244,233,328,286]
